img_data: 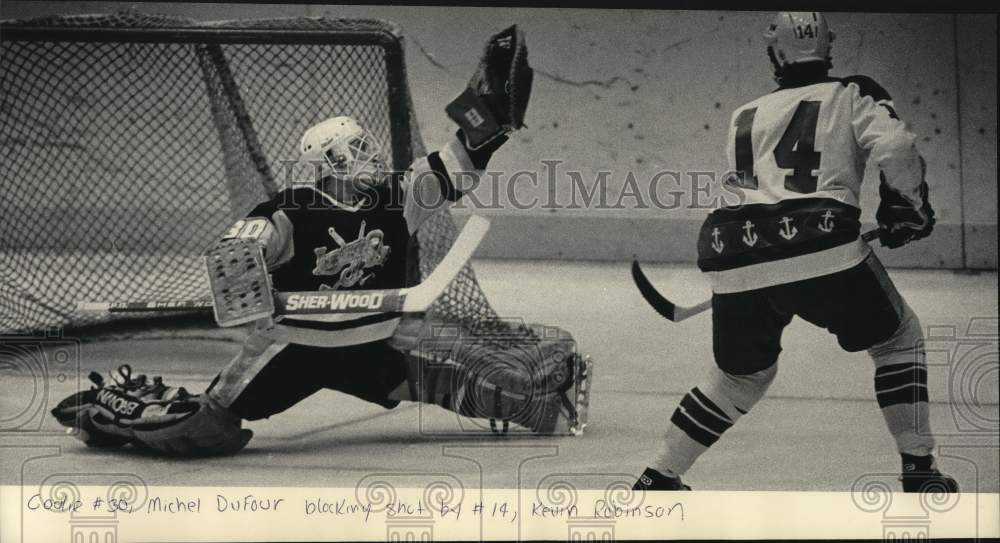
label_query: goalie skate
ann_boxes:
[487,353,592,436]
[532,353,594,436]
[204,239,274,327]
[560,353,593,436]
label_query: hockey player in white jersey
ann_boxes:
[634,12,955,492]
[51,26,591,455]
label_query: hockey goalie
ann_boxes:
[51,26,592,456]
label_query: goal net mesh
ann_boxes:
[1,12,526,340]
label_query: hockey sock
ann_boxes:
[868,302,935,457]
[653,365,776,476]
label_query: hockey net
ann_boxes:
[0,12,523,339]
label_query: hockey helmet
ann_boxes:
[764,12,835,71]
[298,116,387,185]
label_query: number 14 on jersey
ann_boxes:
[731,100,823,194]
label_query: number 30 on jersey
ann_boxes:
[221,218,268,240]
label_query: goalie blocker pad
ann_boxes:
[204,238,274,327]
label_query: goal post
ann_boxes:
[0,12,505,336]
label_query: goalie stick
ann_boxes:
[78,215,490,319]
[632,228,880,323]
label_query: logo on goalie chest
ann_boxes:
[312,220,391,290]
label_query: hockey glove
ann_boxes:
[446,25,533,150]
[876,174,935,249]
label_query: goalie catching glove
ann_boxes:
[51,365,252,456]
[876,157,936,249]
[446,25,533,152]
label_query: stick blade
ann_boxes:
[631,260,678,321]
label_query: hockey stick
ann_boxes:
[78,215,490,317]
[632,228,880,323]
[275,215,489,315]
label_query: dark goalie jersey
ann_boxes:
[218,135,480,347]
[698,75,925,293]
[246,185,411,293]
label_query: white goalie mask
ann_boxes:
[298,116,387,188]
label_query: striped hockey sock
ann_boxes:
[653,387,740,476]
[874,361,933,456]
[868,301,935,458]
[652,366,774,477]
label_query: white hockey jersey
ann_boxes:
[698,75,925,293]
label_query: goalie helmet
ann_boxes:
[764,12,835,73]
[298,116,387,187]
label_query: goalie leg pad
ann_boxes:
[127,394,252,457]
[509,352,592,436]
[204,238,274,327]
[391,351,547,427]
[208,331,288,409]
[390,320,592,435]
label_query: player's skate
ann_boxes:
[900,454,960,493]
[632,467,691,491]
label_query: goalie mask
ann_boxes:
[764,12,835,77]
[298,116,387,191]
